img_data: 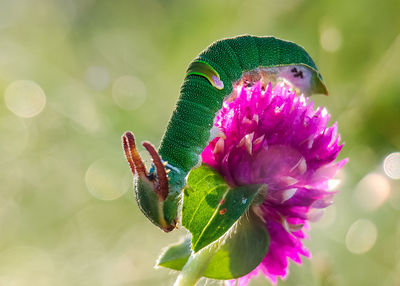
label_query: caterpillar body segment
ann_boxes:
[123,35,328,232]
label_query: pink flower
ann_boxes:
[201,81,347,285]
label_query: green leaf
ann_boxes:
[158,210,270,279]
[157,238,191,271]
[182,164,266,252]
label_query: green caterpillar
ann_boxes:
[122,35,328,232]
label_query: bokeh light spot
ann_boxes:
[85,66,110,91]
[383,152,400,179]
[346,219,377,254]
[354,173,391,211]
[112,75,146,110]
[4,80,46,118]
[320,26,342,52]
[85,158,129,201]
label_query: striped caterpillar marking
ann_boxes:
[122,35,327,232]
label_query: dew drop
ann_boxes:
[241,197,247,204]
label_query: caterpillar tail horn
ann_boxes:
[122,131,176,232]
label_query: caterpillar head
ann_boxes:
[122,131,177,232]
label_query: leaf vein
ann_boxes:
[185,183,226,228]
[192,189,230,251]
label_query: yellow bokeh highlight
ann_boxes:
[346,219,377,254]
[320,26,343,53]
[354,173,391,211]
[4,80,46,118]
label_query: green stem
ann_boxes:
[173,245,217,286]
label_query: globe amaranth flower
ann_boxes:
[201,81,347,285]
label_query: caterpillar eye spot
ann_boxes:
[290,67,304,79]
[294,70,304,79]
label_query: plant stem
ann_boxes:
[173,245,216,286]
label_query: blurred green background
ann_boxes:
[0,0,399,285]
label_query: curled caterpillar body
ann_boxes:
[123,35,328,232]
